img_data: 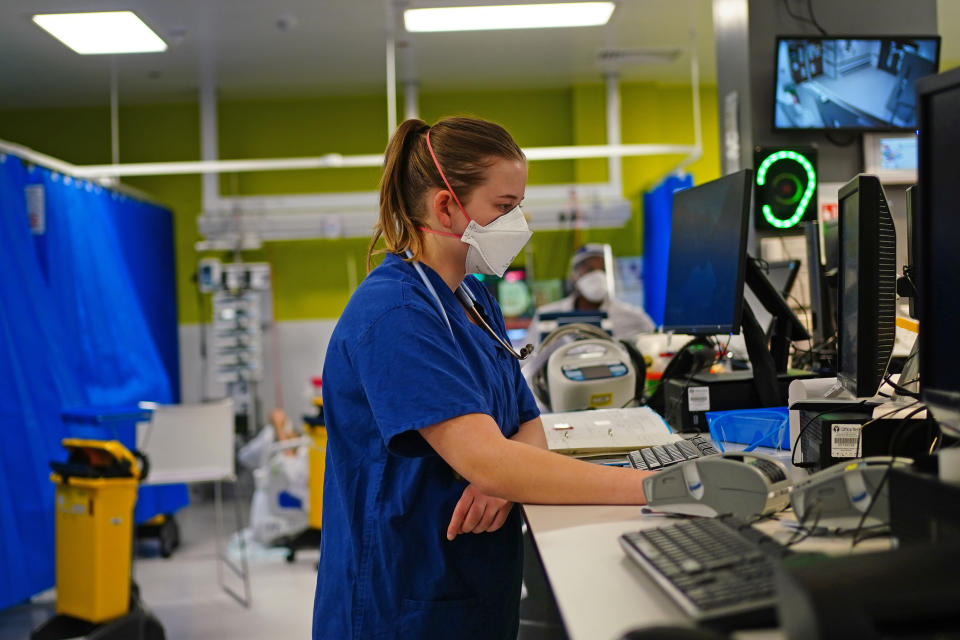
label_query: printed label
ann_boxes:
[687,386,710,412]
[831,423,863,458]
[589,393,613,408]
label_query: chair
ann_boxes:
[136,398,251,607]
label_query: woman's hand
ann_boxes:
[446,484,513,541]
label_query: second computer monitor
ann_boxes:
[662,169,753,334]
[836,174,897,398]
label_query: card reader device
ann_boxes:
[790,456,912,530]
[643,452,793,520]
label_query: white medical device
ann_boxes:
[546,338,636,412]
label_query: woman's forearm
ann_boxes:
[422,413,651,505]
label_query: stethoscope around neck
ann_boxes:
[404,250,533,361]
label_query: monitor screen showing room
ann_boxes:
[662,170,752,334]
[774,36,940,130]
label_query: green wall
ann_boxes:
[0,83,720,323]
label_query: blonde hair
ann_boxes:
[368,116,525,270]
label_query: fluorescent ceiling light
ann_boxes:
[32,11,167,55]
[404,2,615,32]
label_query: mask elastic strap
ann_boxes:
[425,129,471,223]
[420,227,460,239]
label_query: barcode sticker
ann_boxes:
[831,423,863,458]
[687,386,710,412]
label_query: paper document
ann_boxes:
[541,407,680,457]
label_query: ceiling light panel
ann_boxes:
[32,11,167,55]
[404,2,615,33]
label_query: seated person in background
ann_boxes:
[530,243,655,347]
[238,408,309,544]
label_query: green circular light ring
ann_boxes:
[756,150,817,229]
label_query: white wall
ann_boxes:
[179,319,338,427]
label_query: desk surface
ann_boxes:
[522,503,889,640]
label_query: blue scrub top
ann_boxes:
[313,252,541,640]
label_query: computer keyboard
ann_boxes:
[619,515,790,630]
[626,433,719,471]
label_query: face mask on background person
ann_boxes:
[575,269,608,303]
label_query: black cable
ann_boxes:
[849,460,895,549]
[886,406,930,457]
[849,405,925,547]
[785,507,822,547]
[781,0,818,29]
[855,400,922,456]
[881,373,920,399]
[805,0,828,36]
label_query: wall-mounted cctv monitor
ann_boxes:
[774,36,940,131]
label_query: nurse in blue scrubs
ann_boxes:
[313,116,654,639]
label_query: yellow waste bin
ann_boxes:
[50,439,140,624]
[304,420,326,531]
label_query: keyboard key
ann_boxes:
[651,446,674,466]
[676,440,701,459]
[627,451,648,470]
[662,444,687,463]
[640,448,662,469]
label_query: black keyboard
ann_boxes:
[619,515,790,630]
[626,434,719,471]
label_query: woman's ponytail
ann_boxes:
[368,119,430,271]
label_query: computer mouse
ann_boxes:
[619,625,729,640]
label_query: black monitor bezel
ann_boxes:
[917,66,960,429]
[772,35,942,132]
[836,174,896,398]
[805,221,837,348]
[661,169,753,335]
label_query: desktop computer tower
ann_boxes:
[663,369,819,432]
[791,401,940,471]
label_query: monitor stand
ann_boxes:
[741,256,812,407]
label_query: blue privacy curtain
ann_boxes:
[0,154,186,609]
[643,173,694,326]
[0,155,83,610]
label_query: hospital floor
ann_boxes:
[0,494,319,640]
[0,494,565,640]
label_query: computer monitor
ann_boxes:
[805,221,837,350]
[917,67,960,433]
[821,217,839,274]
[836,174,897,398]
[662,169,752,335]
[903,185,919,320]
[745,260,800,336]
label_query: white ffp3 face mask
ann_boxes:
[460,205,532,276]
[575,269,608,303]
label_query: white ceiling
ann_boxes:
[0,1,955,110]
[0,0,716,109]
